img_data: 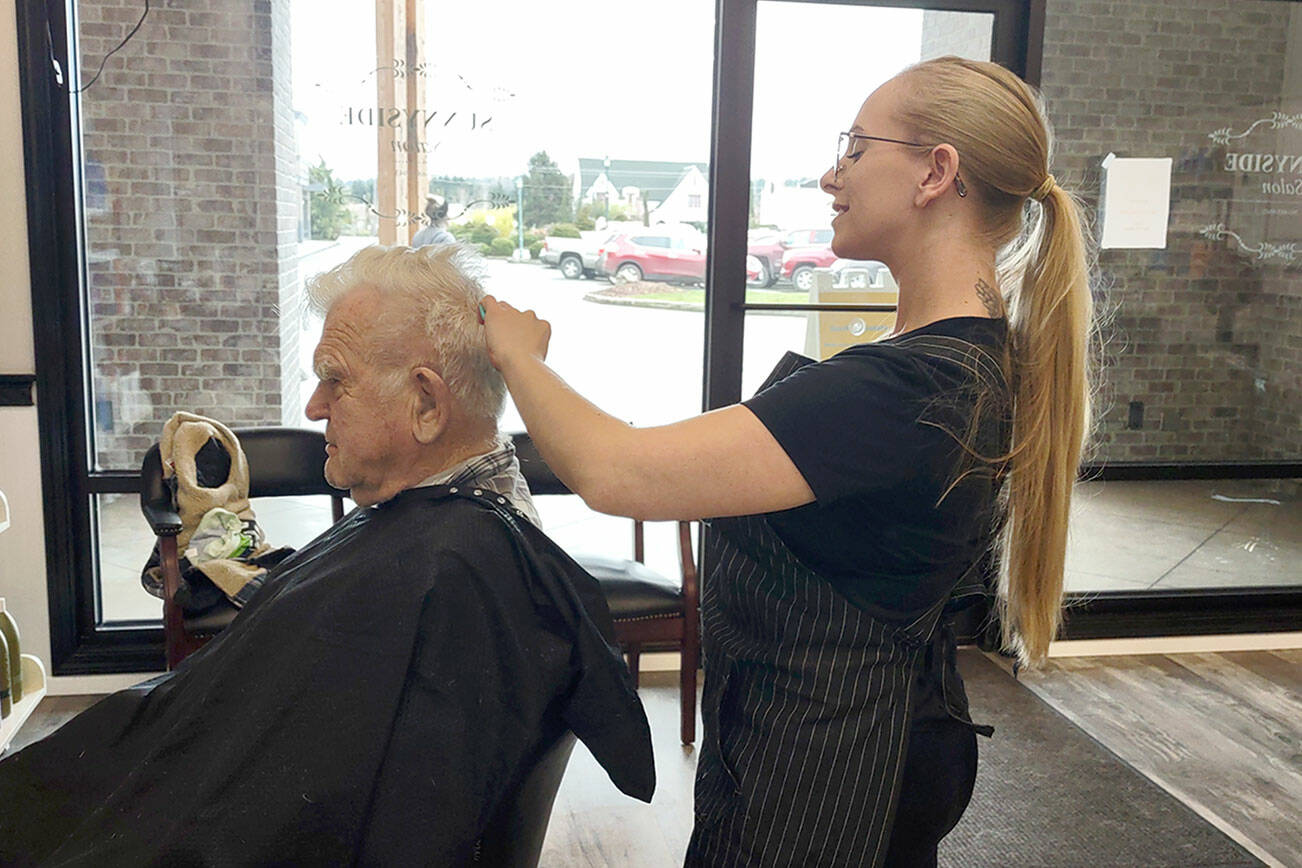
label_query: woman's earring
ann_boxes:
[955,175,968,198]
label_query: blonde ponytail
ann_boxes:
[999,182,1094,664]
[896,57,1095,666]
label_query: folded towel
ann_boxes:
[141,413,292,611]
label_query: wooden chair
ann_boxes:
[511,432,700,744]
[140,427,345,669]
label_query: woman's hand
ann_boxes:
[480,295,551,372]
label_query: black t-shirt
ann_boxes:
[743,316,1010,622]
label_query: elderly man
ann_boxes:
[0,244,654,866]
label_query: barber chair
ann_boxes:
[511,432,700,745]
[140,427,346,669]
[475,730,577,866]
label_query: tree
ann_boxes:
[522,151,573,228]
[347,177,376,203]
[308,159,350,240]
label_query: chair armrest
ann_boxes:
[142,501,183,536]
[677,521,698,605]
[139,444,183,535]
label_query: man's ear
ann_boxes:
[916,143,961,207]
[411,366,452,444]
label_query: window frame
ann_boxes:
[17,0,1301,674]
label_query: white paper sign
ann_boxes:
[1099,154,1173,249]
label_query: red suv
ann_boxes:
[597,231,707,284]
[778,229,836,291]
[597,227,833,287]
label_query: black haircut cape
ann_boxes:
[0,486,654,865]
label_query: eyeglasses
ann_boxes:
[835,131,930,180]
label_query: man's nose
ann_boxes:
[305,383,327,421]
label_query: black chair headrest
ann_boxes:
[231,428,348,498]
[509,432,572,497]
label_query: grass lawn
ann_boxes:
[633,288,809,306]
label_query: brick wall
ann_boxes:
[79,0,299,469]
[1038,0,1298,462]
[920,10,992,62]
[924,0,1300,463]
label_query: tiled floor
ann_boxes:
[1017,649,1302,867]
[1064,478,1300,593]
[98,477,1300,622]
[23,652,1293,866]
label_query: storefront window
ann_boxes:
[25,0,1296,666]
[76,0,713,621]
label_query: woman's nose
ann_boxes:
[820,164,839,193]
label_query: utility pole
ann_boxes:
[603,155,611,220]
[516,176,525,258]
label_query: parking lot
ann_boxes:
[296,241,812,430]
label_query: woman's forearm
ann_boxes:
[482,295,814,521]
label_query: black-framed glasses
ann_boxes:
[835,131,930,179]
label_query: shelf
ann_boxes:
[0,654,49,755]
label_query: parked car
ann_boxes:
[539,230,612,279]
[746,230,784,287]
[596,230,707,284]
[596,225,835,287]
[828,259,889,288]
[781,238,838,291]
[781,228,834,248]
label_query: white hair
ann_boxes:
[305,243,505,424]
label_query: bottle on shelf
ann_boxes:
[0,598,20,703]
[0,628,10,718]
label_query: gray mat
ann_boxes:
[941,651,1262,868]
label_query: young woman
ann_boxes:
[483,56,1093,867]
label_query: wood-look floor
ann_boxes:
[1015,650,1302,868]
[7,652,1299,867]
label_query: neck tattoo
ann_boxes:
[974,277,1004,318]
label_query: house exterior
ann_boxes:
[576,158,710,225]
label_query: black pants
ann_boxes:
[882,717,979,867]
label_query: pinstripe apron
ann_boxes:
[686,345,999,868]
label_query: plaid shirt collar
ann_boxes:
[412,435,541,527]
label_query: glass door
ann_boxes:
[737,2,995,397]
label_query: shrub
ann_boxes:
[452,219,498,245]
[489,237,515,257]
[470,222,499,244]
[477,242,493,256]
[549,223,581,239]
[528,240,543,260]
[488,206,517,240]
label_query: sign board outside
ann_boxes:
[804,269,899,360]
